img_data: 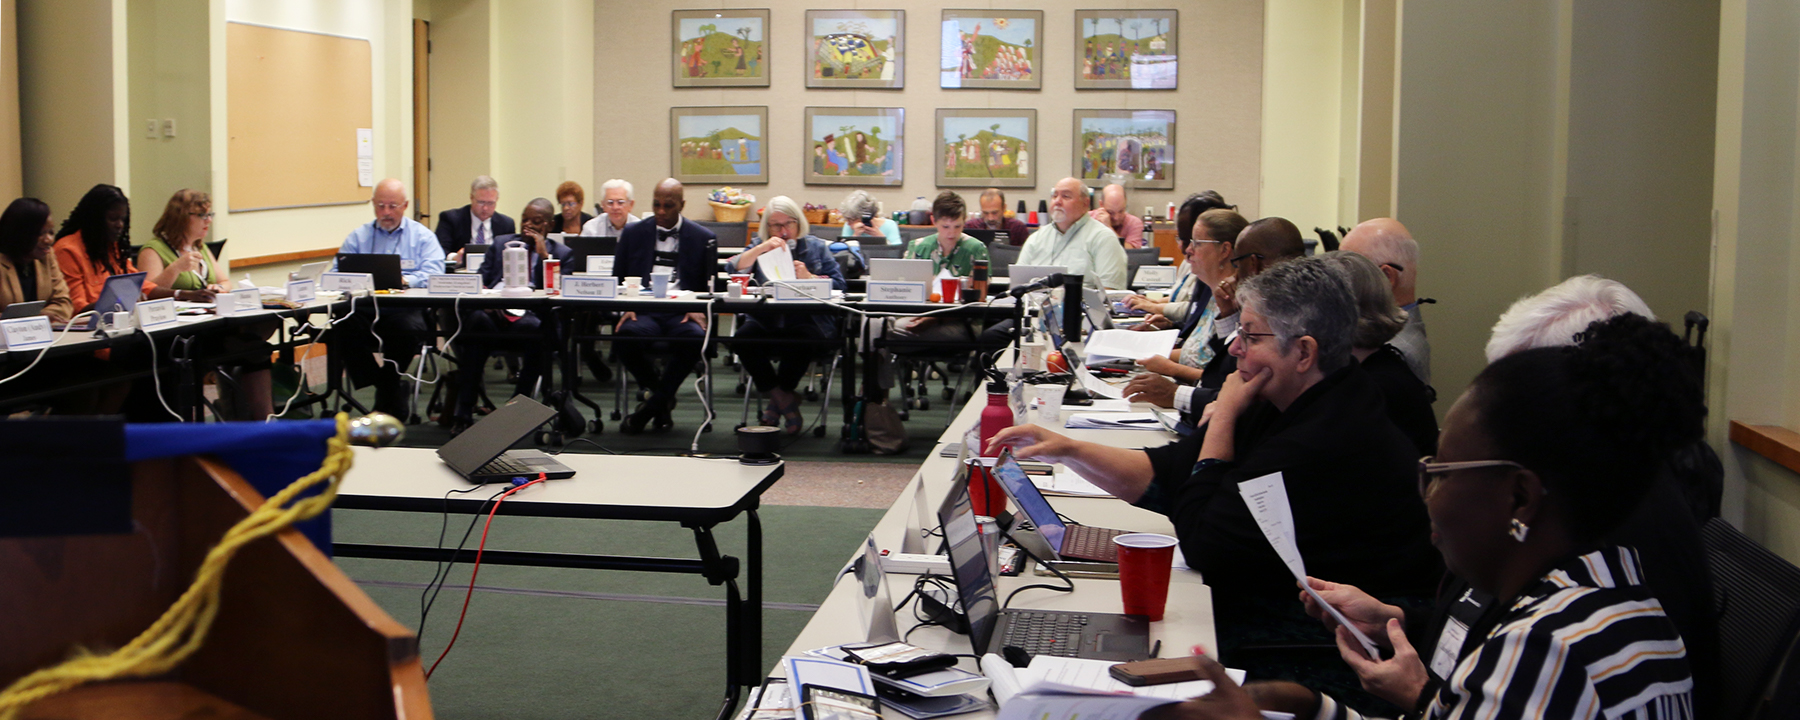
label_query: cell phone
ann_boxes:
[800,685,882,720]
[862,213,876,226]
[1108,657,1205,687]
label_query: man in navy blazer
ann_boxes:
[612,178,719,433]
[436,175,517,260]
[447,198,570,432]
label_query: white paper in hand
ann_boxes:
[1238,472,1381,660]
[755,243,795,283]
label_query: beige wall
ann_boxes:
[17,0,122,213]
[1261,0,1344,229]
[128,0,211,230]
[0,0,22,199]
[592,0,1265,226]
[492,0,593,215]
[424,0,491,220]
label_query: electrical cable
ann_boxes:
[995,526,1075,608]
[417,484,505,644]
[268,290,366,422]
[425,473,546,680]
[688,296,717,454]
[142,327,187,422]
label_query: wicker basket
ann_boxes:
[710,201,750,223]
[805,209,828,225]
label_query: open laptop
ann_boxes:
[435,395,576,483]
[990,449,1128,563]
[292,261,330,284]
[937,473,1150,661]
[78,272,147,330]
[335,253,405,290]
[868,258,935,283]
[562,235,618,275]
[2,301,45,319]
[963,228,997,244]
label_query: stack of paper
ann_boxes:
[755,244,795,282]
[1065,413,1165,430]
[1082,329,1180,365]
[1034,467,1111,497]
[985,655,1286,720]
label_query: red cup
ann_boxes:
[1114,533,1178,620]
[939,277,962,304]
[730,273,752,288]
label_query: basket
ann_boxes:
[710,201,749,223]
[805,209,828,225]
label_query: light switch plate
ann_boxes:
[161,118,176,137]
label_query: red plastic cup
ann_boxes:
[939,277,962,304]
[1114,533,1178,620]
[730,272,752,288]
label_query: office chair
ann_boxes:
[1702,517,1800,719]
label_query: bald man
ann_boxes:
[1089,183,1146,248]
[334,178,445,417]
[1016,177,1129,290]
[612,179,719,434]
[1341,218,1428,385]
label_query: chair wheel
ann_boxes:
[898,409,910,421]
[610,410,622,420]
[942,387,955,401]
[590,419,605,433]
[813,425,826,438]
[805,389,819,401]
[919,398,931,410]
[734,382,747,395]
[702,422,713,433]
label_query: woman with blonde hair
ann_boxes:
[140,189,226,294]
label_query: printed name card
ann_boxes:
[587,255,615,275]
[215,288,264,317]
[428,274,483,295]
[866,281,928,303]
[771,279,833,302]
[135,298,178,329]
[0,316,53,350]
[320,272,374,294]
[562,275,618,299]
[286,279,317,304]
[1133,265,1177,287]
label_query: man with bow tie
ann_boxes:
[612,178,720,433]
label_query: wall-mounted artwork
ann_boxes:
[670,106,768,185]
[1074,10,1178,90]
[807,10,904,89]
[672,9,769,88]
[805,107,904,186]
[1073,109,1175,190]
[936,109,1036,188]
[939,10,1042,90]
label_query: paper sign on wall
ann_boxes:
[356,128,374,187]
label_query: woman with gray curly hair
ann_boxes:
[1319,250,1438,456]
[732,195,847,433]
[837,189,901,245]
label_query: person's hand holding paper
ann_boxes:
[1237,473,1381,660]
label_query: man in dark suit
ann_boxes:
[613,178,719,433]
[447,197,571,433]
[435,175,516,262]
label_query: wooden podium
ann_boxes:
[0,455,432,719]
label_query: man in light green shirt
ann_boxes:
[1016,177,1129,290]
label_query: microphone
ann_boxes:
[1008,272,1066,298]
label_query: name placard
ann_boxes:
[320,272,374,294]
[136,298,178,329]
[587,255,615,275]
[771,279,833,302]
[286,279,317,304]
[0,316,54,350]
[866,281,928,303]
[562,275,618,299]
[215,288,264,317]
[1133,265,1177,287]
[428,273,483,295]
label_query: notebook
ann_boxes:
[990,449,1129,563]
[435,395,576,483]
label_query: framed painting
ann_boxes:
[1074,10,1178,90]
[670,106,768,185]
[939,10,1042,90]
[804,107,904,186]
[672,9,769,88]
[806,10,904,89]
[936,109,1036,188]
[1073,109,1175,190]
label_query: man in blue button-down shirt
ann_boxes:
[335,178,444,417]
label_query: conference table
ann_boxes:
[333,445,784,720]
[764,387,1216,719]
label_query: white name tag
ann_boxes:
[429,273,483,295]
[587,255,615,275]
[286,279,317,304]
[215,288,263,317]
[772,279,833,302]
[320,271,374,294]
[866,281,928,303]
[1430,616,1470,679]
[1133,265,1177,287]
[401,257,418,271]
[136,298,178,329]
[562,275,618,298]
[0,316,54,350]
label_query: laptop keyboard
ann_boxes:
[475,454,533,477]
[1001,611,1089,657]
[1063,525,1127,562]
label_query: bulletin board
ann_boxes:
[227,22,373,212]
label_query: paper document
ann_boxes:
[1238,473,1381,659]
[1082,398,1134,413]
[1083,328,1181,365]
[1023,655,1242,700]
[1065,413,1165,430]
[1073,363,1125,399]
[1036,467,1111,497]
[755,244,796,282]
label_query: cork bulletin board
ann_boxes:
[226,22,373,211]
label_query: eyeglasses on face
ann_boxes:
[1234,331,1277,349]
[1416,456,1528,499]
[1229,252,1265,269]
[601,199,631,208]
[373,201,405,211]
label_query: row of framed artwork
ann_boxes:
[673,9,1179,91]
[672,106,1177,190]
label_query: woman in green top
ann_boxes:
[139,189,226,293]
[891,191,989,343]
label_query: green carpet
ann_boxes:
[332,504,885,719]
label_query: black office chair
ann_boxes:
[1123,248,1160,289]
[1702,517,1800,719]
[697,220,751,249]
[987,241,1021,279]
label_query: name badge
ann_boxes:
[286,279,317,304]
[320,272,374,294]
[0,316,54,350]
[215,288,264,317]
[866,281,927,303]
[136,298,178,329]
[1430,617,1471,679]
[401,257,419,271]
[771,279,833,302]
[587,256,615,275]
[429,274,483,295]
[562,275,618,299]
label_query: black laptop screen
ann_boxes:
[435,396,556,476]
[937,474,1001,655]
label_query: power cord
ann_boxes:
[417,483,507,644]
[995,526,1075,608]
[426,473,547,679]
[269,291,368,421]
[142,326,187,422]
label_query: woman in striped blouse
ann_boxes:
[1149,313,1701,719]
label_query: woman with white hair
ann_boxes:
[837,189,901,245]
[732,196,847,433]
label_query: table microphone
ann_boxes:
[1007,273,1066,298]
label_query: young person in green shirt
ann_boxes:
[890,191,988,344]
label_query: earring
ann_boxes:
[1509,519,1530,543]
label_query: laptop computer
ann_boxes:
[868,258,935,283]
[292,261,330,284]
[562,235,618,275]
[937,473,1150,661]
[435,395,577,483]
[963,228,997,244]
[1008,264,1066,288]
[2,301,45,319]
[335,253,406,290]
[990,449,1129,563]
[79,272,147,330]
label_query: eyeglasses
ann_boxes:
[601,199,631,208]
[373,202,405,211]
[767,220,800,231]
[189,212,215,219]
[1234,331,1277,349]
[1416,456,1528,499]
[1382,262,1406,274]
[1229,252,1265,269]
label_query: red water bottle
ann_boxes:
[972,380,1012,517]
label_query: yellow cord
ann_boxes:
[0,413,357,719]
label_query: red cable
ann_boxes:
[425,473,546,679]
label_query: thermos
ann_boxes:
[971,259,989,298]
[972,379,1013,517]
